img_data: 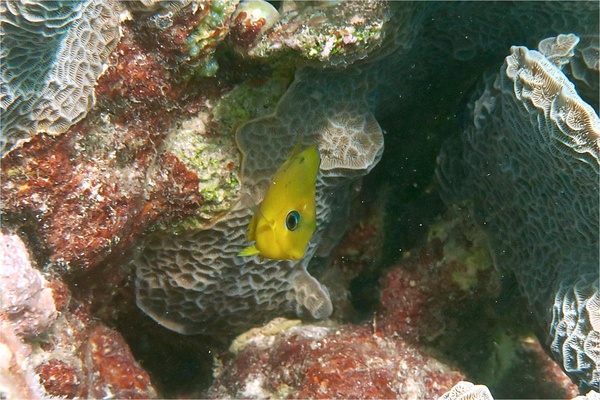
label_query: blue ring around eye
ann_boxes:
[285,210,300,231]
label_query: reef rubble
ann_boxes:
[1,1,598,398]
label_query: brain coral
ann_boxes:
[0,0,121,156]
[438,381,493,400]
[134,67,383,334]
[437,36,599,391]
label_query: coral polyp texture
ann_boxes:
[0,0,121,156]
[437,381,494,400]
[437,36,600,391]
[134,67,383,335]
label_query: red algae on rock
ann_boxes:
[31,285,157,398]
[0,235,156,399]
[36,359,84,398]
[0,6,242,275]
[209,323,464,398]
[1,127,149,273]
[84,325,157,399]
[375,207,580,397]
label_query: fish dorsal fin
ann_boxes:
[275,140,304,177]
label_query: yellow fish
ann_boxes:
[239,144,320,260]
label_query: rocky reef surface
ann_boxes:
[1,1,598,398]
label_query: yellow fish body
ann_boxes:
[239,144,320,260]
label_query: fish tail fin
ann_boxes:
[238,245,261,257]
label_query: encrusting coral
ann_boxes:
[0,233,56,399]
[134,67,383,335]
[0,231,157,399]
[0,319,51,400]
[437,35,600,392]
[238,0,396,67]
[185,0,240,76]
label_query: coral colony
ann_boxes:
[1,1,598,398]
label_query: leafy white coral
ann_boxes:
[551,275,600,391]
[437,37,599,390]
[0,0,121,156]
[437,381,493,400]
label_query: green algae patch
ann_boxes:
[212,77,291,135]
[161,111,240,226]
[155,76,289,233]
[450,246,493,292]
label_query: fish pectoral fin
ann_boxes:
[246,213,258,241]
[238,245,261,257]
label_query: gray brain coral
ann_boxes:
[134,67,383,334]
[437,381,494,400]
[437,36,599,391]
[0,0,121,156]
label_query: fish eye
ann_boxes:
[285,210,300,231]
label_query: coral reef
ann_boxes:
[232,1,436,72]
[31,305,157,399]
[0,4,251,274]
[0,232,57,337]
[437,35,600,391]
[82,325,157,398]
[135,67,384,335]
[0,0,121,156]
[185,0,239,76]
[207,204,580,399]
[0,319,50,400]
[209,322,464,398]
[0,232,156,399]
[229,0,279,54]
[376,208,580,398]
[1,1,599,397]
[551,275,600,393]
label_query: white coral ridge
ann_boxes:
[437,381,493,400]
[0,232,57,338]
[0,0,121,156]
[437,35,599,391]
